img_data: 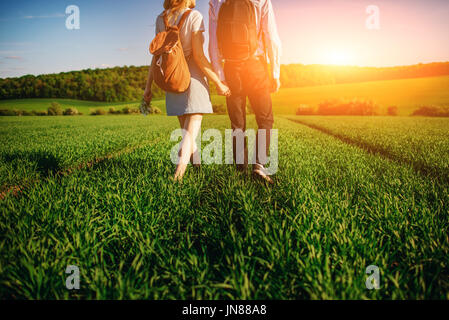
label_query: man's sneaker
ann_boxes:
[252,164,274,184]
[140,98,151,116]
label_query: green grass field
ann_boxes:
[272,75,449,115]
[1,75,448,116]
[1,115,448,299]
[0,98,168,115]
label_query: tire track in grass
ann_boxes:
[286,117,449,184]
[0,137,162,200]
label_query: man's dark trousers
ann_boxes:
[224,57,274,171]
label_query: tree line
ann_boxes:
[0,66,165,102]
[279,62,449,88]
[1,62,448,102]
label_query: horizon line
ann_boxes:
[1,60,449,80]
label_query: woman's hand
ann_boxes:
[216,81,231,97]
[191,31,232,98]
[143,87,153,103]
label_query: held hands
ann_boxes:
[216,81,231,97]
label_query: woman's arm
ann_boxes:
[191,31,230,96]
[143,57,155,103]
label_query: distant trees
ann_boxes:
[0,109,47,116]
[279,62,449,89]
[108,107,121,115]
[0,66,164,102]
[387,106,398,116]
[90,109,107,116]
[1,62,449,102]
[412,106,449,117]
[317,99,379,116]
[296,104,315,115]
[121,106,139,114]
[293,101,449,117]
[63,107,79,116]
[295,99,379,116]
[48,102,63,115]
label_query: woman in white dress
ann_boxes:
[143,0,230,181]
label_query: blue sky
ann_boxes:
[1,0,449,78]
[0,0,180,78]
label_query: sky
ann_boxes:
[1,0,449,78]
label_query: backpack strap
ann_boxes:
[177,9,192,30]
[163,9,191,30]
[163,12,169,30]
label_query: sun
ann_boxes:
[323,48,354,66]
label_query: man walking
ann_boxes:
[209,0,282,183]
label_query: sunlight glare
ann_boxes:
[323,48,354,66]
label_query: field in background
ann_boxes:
[1,115,448,299]
[211,76,449,115]
[0,98,167,115]
[271,75,449,115]
[1,75,449,116]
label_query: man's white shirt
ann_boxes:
[208,0,282,81]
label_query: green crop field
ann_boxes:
[1,75,449,116]
[0,98,168,115]
[0,115,448,299]
[176,75,449,115]
[286,116,449,178]
[272,75,449,115]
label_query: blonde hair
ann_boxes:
[163,0,191,24]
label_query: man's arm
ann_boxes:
[208,0,226,82]
[261,0,282,86]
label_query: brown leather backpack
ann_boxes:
[150,10,192,93]
[217,0,258,62]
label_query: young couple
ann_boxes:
[143,0,282,182]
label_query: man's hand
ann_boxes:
[271,78,281,93]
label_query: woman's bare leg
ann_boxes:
[177,115,187,129]
[177,115,187,158]
[174,114,203,181]
[177,115,200,166]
